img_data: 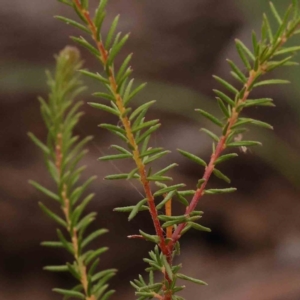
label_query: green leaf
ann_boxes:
[132,119,160,133]
[76,213,97,235]
[110,144,131,155]
[85,247,109,265]
[98,153,132,161]
[195,108,223,127]
[178,190,195,196]
[105,173,139,180]
[227,59,247,83]
[128,198,148,221]
[175,192,189,207]
[213,75,238,95]
[88,102,119,116]
[92,269,117,283]
[235,39,252,70]
[108,33,130,64]
[140,147,164,158]
[269,2,282,24]
[53,288,85,299]
[41,241,64,248]
[190,222,211,232]
[57,0,73,6]
[101,290,116,300]
[92,92,116,101]
[213,168,231,184]
[176,273,207,286]
[227,140,262,147]
[105,15,120,48]
[94,0,108,36]
[39,202,67,228]
[154,163,178,176]
[55,16,90,33]
[263,13,273,42]
[99,124,126,139]
[71,36,99,57]
[29,181,60,202]
[204,188,237,194]
[242,118,273,130]
[213,89,235,106]
[144,150,170,164]
[79,70,109,84]
[117,53,133,82]
[243,98,274,108]
[217,98,230,118]
[162,255,173,281]
[200,128,219,142]
[251,31,259,56]
[139,230,160,243]
[292,0,299,19]
[82,229,108,248]
[114,205,148,213]
[215,153,238,164]
[70,176,97,205]
[44,265,69,272]
[56,229,73,254]
[254,79,290,87]
[156,190,176,210]
[275,45,300,56]
[130,100,156,121]
[154,183,185,196]
[237,39,255,60]
[162,219,186,228]
[139,283,163,292]
[266,56,294,72]
[28,133,50,155]
[177,149,207,167]
[270,8,292,51]
[136,124,161,144]
[147,175,172,181]
[158,215,186,222]
[125,82,147,105]
[232,118,273,130]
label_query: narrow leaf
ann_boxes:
[176,273,207,286]
[29,181,60,202]
[177,149,207,167]
[195,109,223,127]
[204,188,236,194]
[55,16,90,33]
[88,102,119,116]
[213,169,231,184]
[213,75,238,94]
[39,202,67,228]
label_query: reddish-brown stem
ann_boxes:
[72,1,172,296]
[168,70,257,251]
[72,0,167,254]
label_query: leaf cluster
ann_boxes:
[29,46,116,300]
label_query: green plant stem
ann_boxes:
[72,1,172,297]
[56,132,95,300]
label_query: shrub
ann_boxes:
[30,1,300,299]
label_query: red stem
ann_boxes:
[72,1,172,296]
[168,70,257,250]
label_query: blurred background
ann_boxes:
[1,0,300,299]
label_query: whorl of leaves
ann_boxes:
[54,1,300,300]
[29,46,116,300]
